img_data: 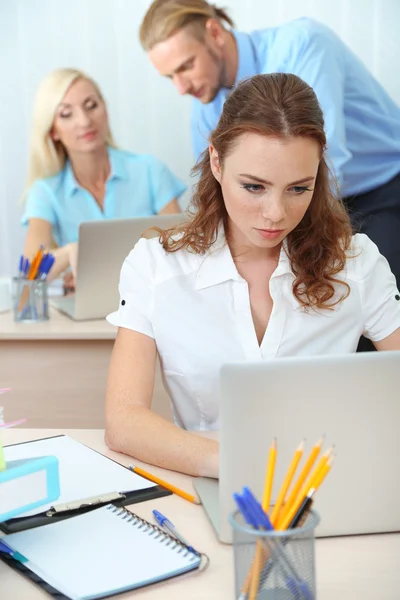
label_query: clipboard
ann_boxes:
[0,551,70,600]
[0,435,171,534]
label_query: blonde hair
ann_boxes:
[24,68,116,196]
[139,0,234,52]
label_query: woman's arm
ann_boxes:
[374,328,400,351]
[105,327,219,478]
[23,218,77,281]
[158,198,181,214]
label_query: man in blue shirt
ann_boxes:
[140,0,400,295]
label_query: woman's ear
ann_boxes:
[209,145,221,183]
[50,127,60,141]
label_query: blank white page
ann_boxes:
[5,505,200,600]
[4,436,154,517]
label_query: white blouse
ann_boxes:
[107,231,400,431]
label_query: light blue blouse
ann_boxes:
[21,147,187,246]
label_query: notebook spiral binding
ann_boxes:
[107,505,204,565]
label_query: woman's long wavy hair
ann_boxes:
[160,73,353,310]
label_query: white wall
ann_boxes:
[1,0,399,277]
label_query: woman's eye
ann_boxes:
[86,101,98,110]
[289,186,314,195]
[59,112,72,119]
[241,183,264,193]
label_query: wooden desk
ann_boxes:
[1,429,399,600]
[0,309,172,428]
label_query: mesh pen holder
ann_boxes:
[229,509,320,600]
[12,277,49,323]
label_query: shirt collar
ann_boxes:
[64,146,127,198]
[194,227,293,290]
[232,30,259,84]
[107,146,128,181]
[195,226,242,290]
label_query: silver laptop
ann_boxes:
[194,351,400,543]
[51,214,188,321]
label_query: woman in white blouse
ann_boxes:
[106,73,400,478]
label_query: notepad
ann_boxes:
[3,435,155,517]
[4,504,201,599]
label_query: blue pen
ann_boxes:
[152,510,198,555]
[0,541,13,555]
[18,255,24,278]
[241,488,313,600]
[38,254,54,280]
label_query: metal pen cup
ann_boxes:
[229,509,320,600]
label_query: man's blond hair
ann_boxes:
[139,0,234,51]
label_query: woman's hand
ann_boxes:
[66,242,78,280]
[63,272,75,295]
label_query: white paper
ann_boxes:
[4,435,155,517]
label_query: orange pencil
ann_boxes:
[130,465,200,504]
[270,439,305,526]
[275,436,324,528]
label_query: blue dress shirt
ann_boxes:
[191,18,400,197]
[21,147,187,247]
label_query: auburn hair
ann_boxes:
[159,73,353,310]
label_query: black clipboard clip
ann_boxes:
[46,492,126,516]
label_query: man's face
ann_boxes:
[148,25,227,103]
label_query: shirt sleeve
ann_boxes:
[21,181,57,226]
[149,156,187,213]
[106,238,155,338]
[284,27,352,189]
[355,235,400,342]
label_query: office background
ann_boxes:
[0,0,399,277]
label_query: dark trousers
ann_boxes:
[343,172,400,352]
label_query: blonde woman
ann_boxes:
[22,68,186,283]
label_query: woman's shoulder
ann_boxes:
[123,234,201,284]
[26,170,66,201]
[345,233,385,281]
[109,147,164,169]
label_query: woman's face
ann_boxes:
[51,78,109,155]
[210,132,321,252]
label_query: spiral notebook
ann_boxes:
[2,504,202,599]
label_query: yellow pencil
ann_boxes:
[130,465,200,504]
[248,439,277,599]
[275,436,323,528]
[270,439,305,527]
[278,452,334,531]
[249,537,264,600]
[262,438,277,512]
[313,455,334,490]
